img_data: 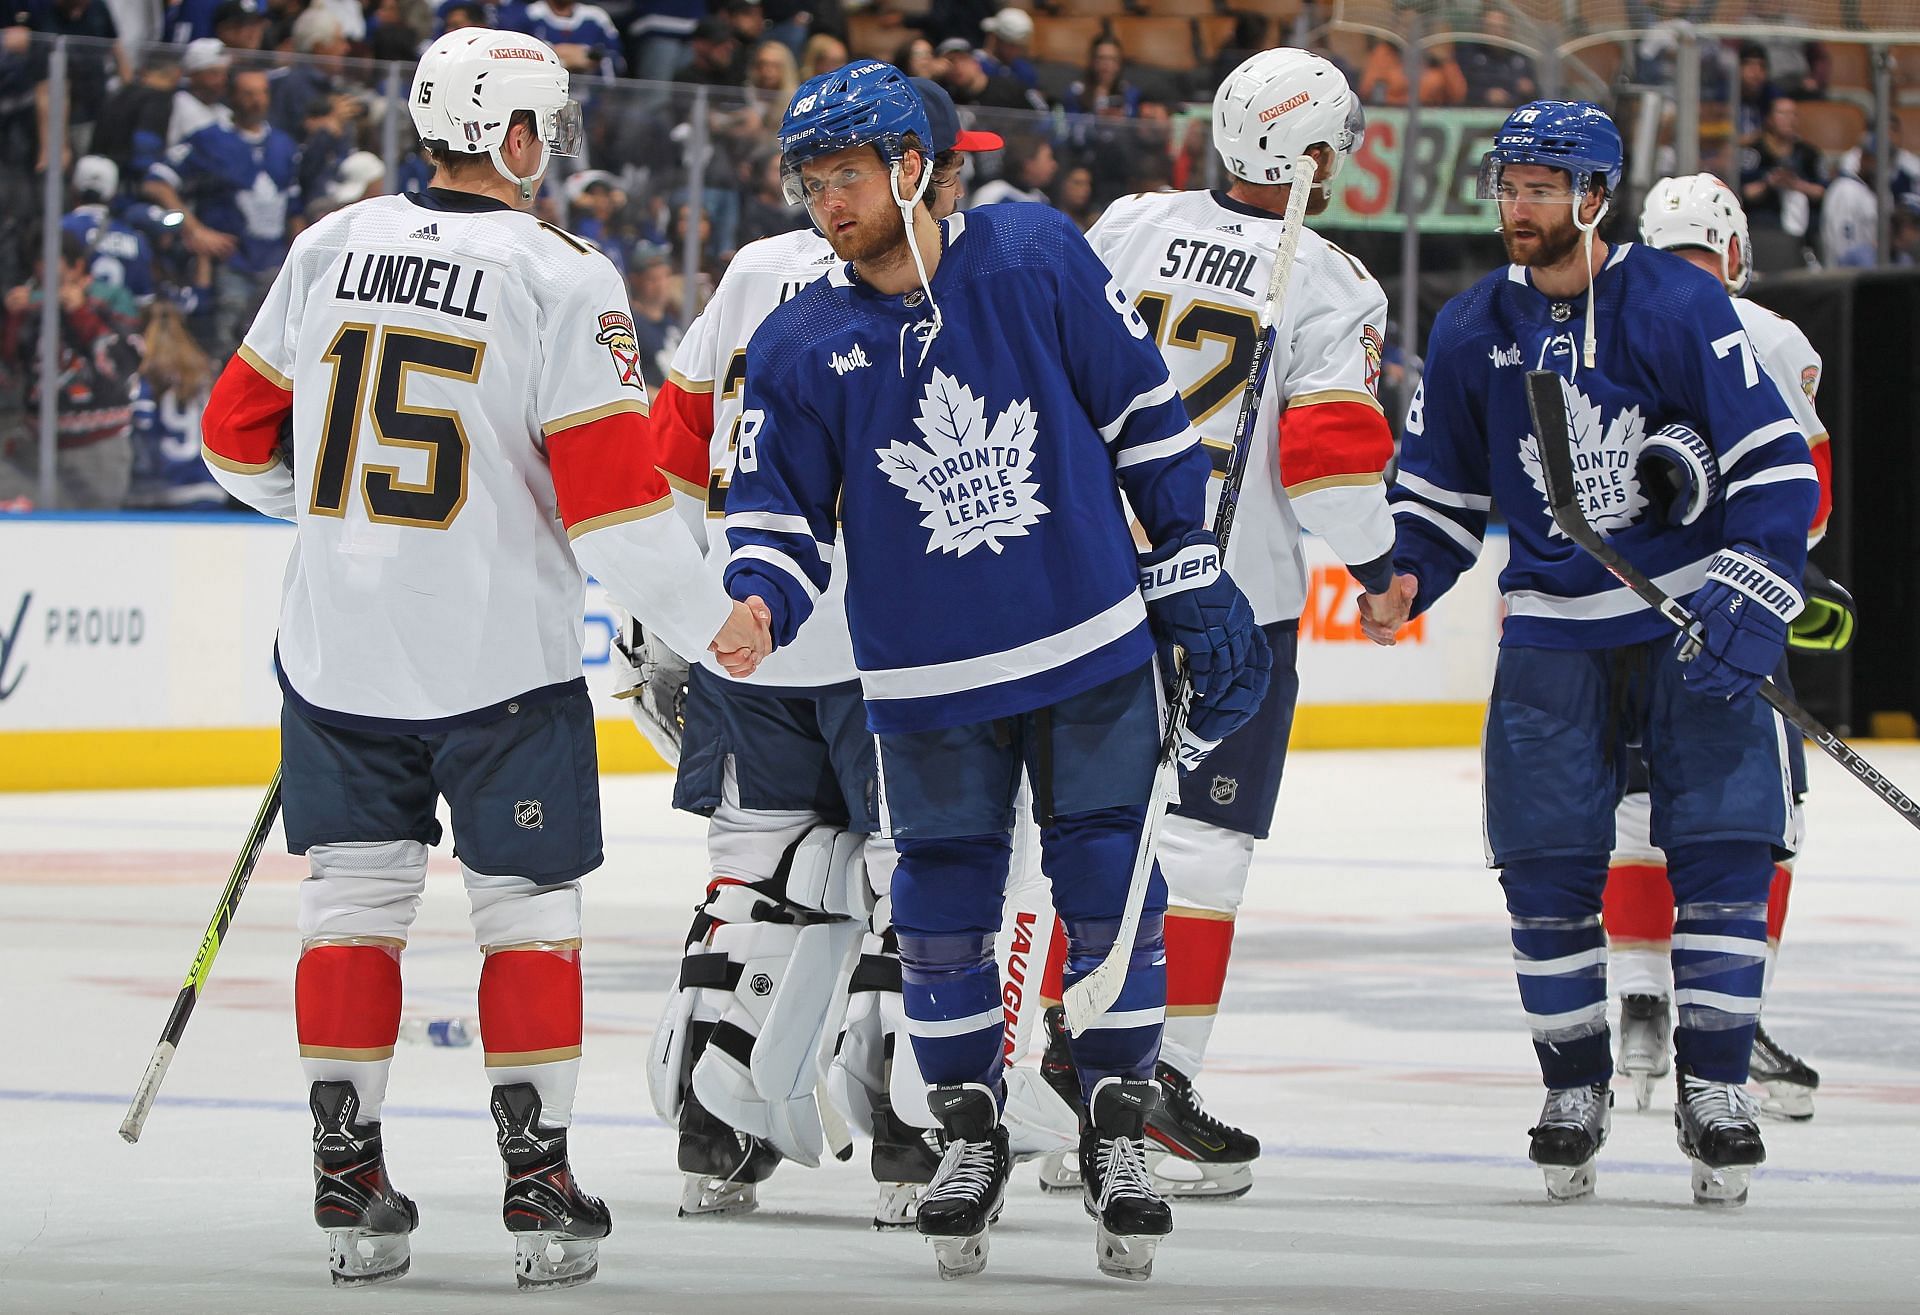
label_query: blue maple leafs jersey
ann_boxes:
[1390,243,1819,649]
[723,203,1208,733]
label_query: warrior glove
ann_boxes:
[1681,546,1805,700]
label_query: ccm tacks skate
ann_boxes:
[1034,1006,1086,1193]
[870,1096,944,1230]
[916,1083,1010,1280]
[311,1081,419,1287]
[492,1083,612,1290]
[676,1090,780,1218]
[1675,1067,1766,1206]
[1527,1082,1611,1202]
[1748,1022,1819,1121]
[1618,994,1672,1112]
[1081,1077,1173,1281]
[1145,1063,1258,1199]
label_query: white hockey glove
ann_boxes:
[610,609,690,766]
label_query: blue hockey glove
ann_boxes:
[1176,629,1272,771]
[1139,532,1257,703]
[1680,547,1805,700]
[1637,423,1721,527]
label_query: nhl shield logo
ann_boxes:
[514,799,544,830]
[1209,775,1239,806]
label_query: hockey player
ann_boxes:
[721,61,1271,1280]
[1607,172,1842,1119]
[632,77,1054,1228]
[1029,47,1399,1202]
[1360,102,1819,1208]
[199,28,769,1289]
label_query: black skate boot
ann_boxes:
[916,1083,1011,1280]
[311,1080,418,1287]
[1748,1021,1819,1121]
[1035,1005,1087,1193]
[1675,1065,1766,1207]
[491,1082,612,1290]
[870,1094,945,1230]
[1617,994,1673,1112]
[1527,1082,1612,1202]
[676,1089,781,1218]
[1145,1062,1258,1199]
[1081,1076,1174,1281]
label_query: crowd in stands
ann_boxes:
[2,0,1917,509]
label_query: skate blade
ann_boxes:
[1538,1160,1597,1202]
[514,1233,600,1289]
[1036,1149,1082,1194]
[1689,1159,1752,1207]
[327,1228,411,1286]
[1630,1070,1658,1112]
[1145,1150,1253,1200]
[1095,1225,1160,1281]
[1756,1082,1816,1122]
[872,1181,924,1230]
[678,1174,759,1219]
[929,1230,989,1280]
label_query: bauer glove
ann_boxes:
[1139,531,1259,704]
[1175,631,1273,771]
[1680,546,1805,700]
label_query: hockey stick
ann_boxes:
[1523,370,1920,833]
[120,766,284,1143]
[1064,157,1318,1037]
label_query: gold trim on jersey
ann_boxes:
[668,368,716,395]
[1166,905,1236,922]
[545,398,649,437]
[299,1044,397,1062]
[302,935,406,952]
[535,219,593,254]
[201,444,283,475]
[566,495,671,540]
[661,469,706,498]
[237,342,293,390]
[1165,1003,1220,1018]
[485,1044,583,1067]
[1808,430,1830,448]
[482,938,583,956]
[1285,471,1386,497]
[1287,388,1384,414]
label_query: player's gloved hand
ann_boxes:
[1680,546,1805,700]
[1788,561,1856,654]
[1175,629,1272,771]
[1637,422,1721,527]
[1139,531,1257,703]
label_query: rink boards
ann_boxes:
[0,515,1509,790]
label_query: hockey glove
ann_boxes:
[1139,532,1258,704]
[1680,547,1805,700]
[1176,628,1272,771]
[609,612,690,766]
[1787,562,1856,654]
[1637,423,1721,527]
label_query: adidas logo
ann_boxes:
[408,223,440,241]
[1218,222,1243,234]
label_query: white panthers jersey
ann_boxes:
[1088,188,1396,625]
[653,227,858,687]
[203,192,725,726]
[1734,297,1830,545]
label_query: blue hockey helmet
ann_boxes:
[1478,100,1623,201]
[779,60,932,205]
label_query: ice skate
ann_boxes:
[916,1083,1010,1280]
[1527,1082,1611,1202]
[1034,1005,1086,1193]
[491,1083,612,1290]
[1748,1022,1819,1121]
[1144,1062,1258,1199]
[310,1080,419,1288]
[1675,1067,1766,1207]
[676,1090,780,1218]
[1081,1076,1173,1281]
[1617,994,1672,1112]
[870,1098,944,1230]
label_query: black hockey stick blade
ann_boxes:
[1523,370,1920,833]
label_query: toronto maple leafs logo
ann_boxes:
[1519,378,1647,538]
[878,368,1049,556]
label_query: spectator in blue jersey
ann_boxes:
[1456,6,1537,108]
[509,0,626,77]
[212,0,269,49]
[147,68,301,355]
[565,168,627,272]
[966,131,1054,207]
[974,6,1037,93]
[127,300,225,508]
[168,38,231,147]
[27,0,128,156]
[270,8,359,139]
[626,0,704,83]
[63,155,162,303]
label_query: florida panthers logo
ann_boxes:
[595,310,645,391]
[878,368,1049,557]
[1519,378,1647,538]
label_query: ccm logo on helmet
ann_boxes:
[491,46,548,59]
[1258,91,1310,123]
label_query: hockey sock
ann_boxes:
[1763,863,1792,997]
[297,938,403,1121]
[892,833,1012,1095]
[1601,860,1674,998]
[1037,915,1066,1010]
[1159,908,1236,1077]
[479,943,584,1128]
[1501,858,1610,1088]
[1667,843,1769,1083]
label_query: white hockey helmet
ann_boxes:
[409,28,584,201]
[1640,172,1752,294]
[1213,47,1365,187]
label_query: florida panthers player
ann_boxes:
[626,78,1074,1229]
[721,61,1270,1279]
[1029,47,1398,1201]
[1604,172,1842,1118]
[199,28,767,1288]
[1360,103,1818,1207]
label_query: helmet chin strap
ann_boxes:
[1574,190,1609,369]
[489,139,551,205]
[890,157,941,366]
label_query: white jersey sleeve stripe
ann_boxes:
[724,510,835,562]
[1394,469,1493,512]
[1507,554,1716,622]
[1098,378,1179,444]
[1725,463,1817,498]
[1720,418,1801,471]
[1393,500,1483,556]
[726,543,822,602]
[1114,428,1199,470]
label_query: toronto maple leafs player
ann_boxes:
[1601,172,1841,1119]
[1026,47,1398,1202]
[1359,103,1819,1208]
[721,60,1271,1280]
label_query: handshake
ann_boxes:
[711,596,775,678]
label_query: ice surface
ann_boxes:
[3,747,1916,1314]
